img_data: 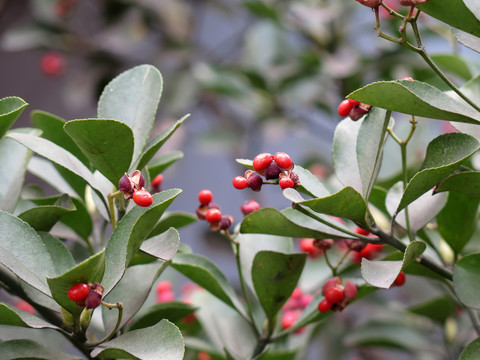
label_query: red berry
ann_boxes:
[241,200,260,215]
[205,208,222,223]
[232,176,248,189]
[291,287,302,299]
[279,177,295,189]
[299,238,323,258]
[348,99,360,107]
[40,52,65,77]
[402,76,414,81]
[198,189,213,205]
[274,152,293,170]
[338,99,353,117]
[15,300,36,314]
[157,291,176,303]
[325,287,344,304]
[133,190,153,207]
[198,352,211,360]
[67,283,89,302]
[252,153,273,172]
[151,174,164,187]
[156,280,173,294]
[322,277,342,296]
[281,309,300,330]
[394,272,406,286]
[344,280,358,300]
[317,298,333,313]
[299,293,313,308]
[355,227,370,236]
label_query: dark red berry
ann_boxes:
[394,272,406,286]
[151,174,164,187]
[241,200,260,215]
[279,177,295,189]
[274,152,293,170]
[247,173,263,192]
[317,299,333,313]
[232,176,248,190]
[85,283,104,310]
[67,283,89,302]
[348,106,368,121]
[325,287,344,304]
[118,173,132,193]
[281,309,300,329]
[205,208,222,223]
[40,52,65,76]
[218,215,233,230]
[338,99,353,117]
[344,280,358,300]
[265,161,283,180]
[133,190,153,207]
[198,190,213,205]
[252,153,273,173]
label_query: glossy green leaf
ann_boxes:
[0,339,82,360]
[240,207,351,239]
[146,151,184,179]
[361,241,426,289]
[252,251,306,321]
[135,115,188,171]
[47,250,105,316]
[397,133,480,212]
[64,119,134,185]
[408,296,456,324]
[453,28,480,54]
[38,232,76,275]
[140,227,180,261]
[0,211,57,295]
[437,192,479,254]
[0,128,39,212]
[171,253,242,311]
[91,319,184,360]
[453,253,480,309]
[434,171,480,198]
[103,262,166,334]
[18,194,76,231]
[459,337,480,360]
[348,80,480,124]
[418,0,480,37]
[293,165,330,198]
[98,64,163,162]
[103,189,181,295]
[148,211,197,238]
[284,187,368,224]
[431,54,472,80]
[0,302,59,329]
[129,301,197,331]
[0,96,28,139]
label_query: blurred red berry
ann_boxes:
[402,76,414,81]
[15,300,36,314]
[325,287,344,304]
[317,298,332,313]
[40,52,65,77]
[198,352,211,360]
[281,309,301,330]
[241,200,260,215]
[355,227,370,236]
[299,238,323,258]
[151,174,164,187]
[198,190,213,205]
[394,271,406,286]
[157,290,176,303]
[156,280,173,294]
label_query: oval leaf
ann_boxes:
[434,171,480,198]
[0,96,28,139]
[0,339,82,360]
[140,227,180,261]
[453,253,480,309]
[459,337,480,360]
[128,301,197,331]
[0,302,59,330]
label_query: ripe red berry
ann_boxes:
[279,177,295,189]
[232,176,248,189]
[317,298,333,313]
[325,287,344,304]
[133,190,153,207]
[394,271,406,286]
[205,208,222,223]
[347,99,360,107]
[198,352,211,360]
[40,52,66,77]
[274,152,293,170]
[198,189,213,205]
[151,174,164,187]
[355,227,370,236]
[338,99,353,117]
[157,290,176,303]
[281,309,300,330]
[322,277,342,296]
[299,238,323,258]
[67,283,89,302]
[252,153,273,173]
[241,200,260,215]
[156,280,173,294]
[344,280,358,300]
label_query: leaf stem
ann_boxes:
[85,302,123,347]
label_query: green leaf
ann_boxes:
[135,115,188,171]
[47,250,105,316]
[437,192,479,254]
[0,339,82,360]
[418,0,480,37]
[64,119,134,185]
[128,301,197,331]
[146,151,184,179]
[453,28,480,54]
[98,64,163,162]
[252,251,306,321]
[0,211,57,295]
[284,187,368,224]
[454,253,480,309]
[103,189,181,294]
[408,296,456,324]
[38,232,76,275]
[171,253,242,311]
[293,165,330,198]
[0,302,59,329]
[361,241,426,289]
[0,128,39,212]
[431,54,472,80]
[0,96,28,139]
[243,1,279,22]
[103,262,166,334]
[459,337,480,360]
[397,133,480,212]
[434,171,480,198]
[348,80,480,124]
[17,194,76,231]
[140,227,180,261]
[148,211,197,238]
[240,207,351,239]
[91,319,184,360]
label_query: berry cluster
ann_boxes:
[233,152,300,192]
[196,189,233,231]
[119,170,153,207]
[281,287,313,332]
[337,99,372,121]
[299,238,328,258]
[317,277,358,313]
[67,282,104,309]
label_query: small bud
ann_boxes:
[349,106,368,121]
[85,283,104,310]
[247,173,263,192]
[218,215,233,230]
[313,238,334,251]
[80,308,92,330]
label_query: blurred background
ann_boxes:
[0,1,477,359]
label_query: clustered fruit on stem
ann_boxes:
[337,98,372,121]
[67,282,104,309]
[233,152,300,191]
[118,170,153,207]
[317,277,358,313]
[196,189,234,231]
